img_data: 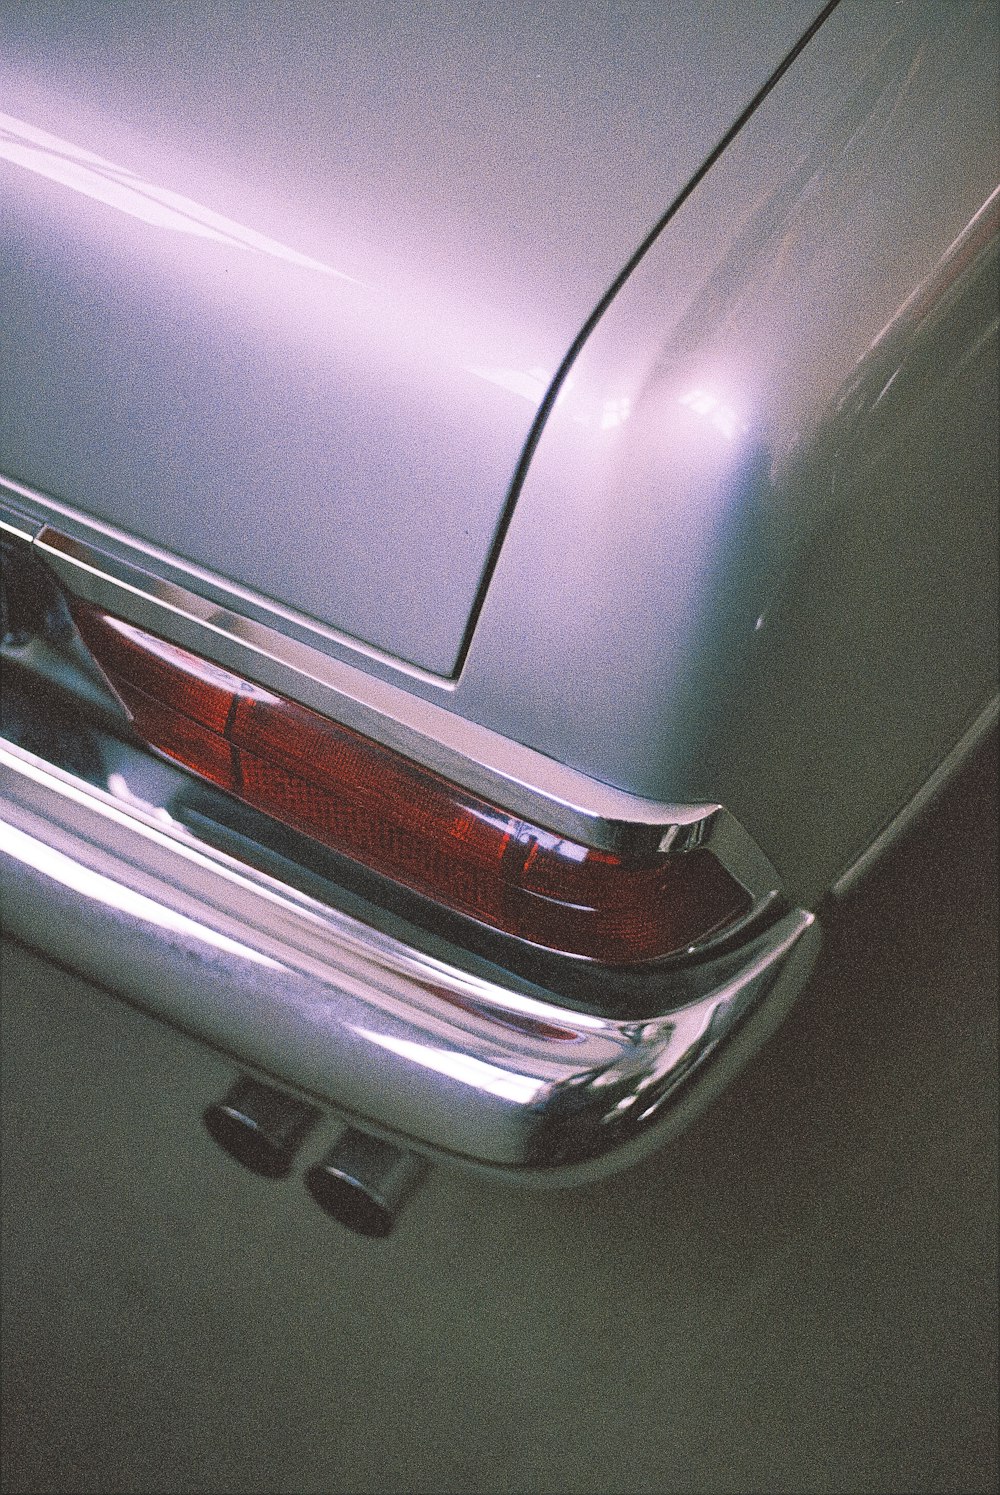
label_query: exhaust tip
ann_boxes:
[305,1166,397,1238]
[306,1129,430,1238]
[204,1077,319,1180]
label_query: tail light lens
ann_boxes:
[71,601,751,964]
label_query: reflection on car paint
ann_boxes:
[0,111,351,278]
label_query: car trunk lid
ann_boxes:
[0,1,824,675]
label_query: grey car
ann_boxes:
[1,0,997,1235]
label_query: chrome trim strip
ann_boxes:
[0,477,781,900]
[831,694,999,899]
[0,734,818,1181]
[0,492,44,547]
[0,472,454,688]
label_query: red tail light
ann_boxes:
[71,602,751,964]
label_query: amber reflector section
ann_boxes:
[71,602,751,964]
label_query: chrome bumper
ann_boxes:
[0,735,819,1184]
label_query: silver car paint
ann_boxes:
[2,0,997,908]
[456,0,999,900]
[0,0,821,676]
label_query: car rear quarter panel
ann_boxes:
[451,0,1000,903]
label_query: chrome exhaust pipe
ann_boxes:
[203,1076,319,1179]
[306,1128,430,1238]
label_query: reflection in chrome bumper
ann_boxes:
[0,736,819,1183]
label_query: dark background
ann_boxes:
[1,738,996,1494]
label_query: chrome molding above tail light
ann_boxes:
[1,474,782,908]
[0,475,819,1181]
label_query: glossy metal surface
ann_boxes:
[0,734,817,1181]
[306,1130,431,1238]
[1,0,995,1180]
[0,1,821,675]
[456,0,1000,902]
[203,1076,320,1180]
[3,1,993,913]
[0,483,781,909]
